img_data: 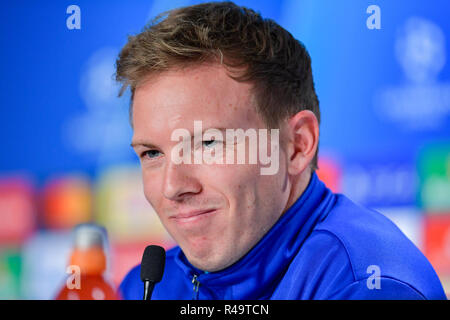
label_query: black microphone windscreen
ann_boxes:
[140,245,166,283]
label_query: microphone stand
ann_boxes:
[143,281,155,300]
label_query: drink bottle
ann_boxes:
[55,223,120,300]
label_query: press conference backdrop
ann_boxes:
[0,0,449,299]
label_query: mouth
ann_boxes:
[170,208,218,225]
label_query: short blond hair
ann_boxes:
[116,1,320,170]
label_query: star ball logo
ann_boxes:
[374,16,450,130]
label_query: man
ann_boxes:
[116,2,446,299]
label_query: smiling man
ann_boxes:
[116,2,446,300]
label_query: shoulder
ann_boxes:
[311,194,446,299]
[274,229,355,299]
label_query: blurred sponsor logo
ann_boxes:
[0,177,36,244]
[316,155,342,193]
[95,166,174,244]
[423,215,450,275]
[42,175,92,229]
[21,231,73,299]
[418,143,450,212]
[0,249,21,299]
[342,162,416,207]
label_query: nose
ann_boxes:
[162,162,202,201]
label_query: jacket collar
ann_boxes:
[173,172,335,299]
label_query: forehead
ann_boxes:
[132,64,265,135]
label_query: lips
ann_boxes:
[170,208,217,223]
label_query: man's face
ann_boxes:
[132,64,291,272]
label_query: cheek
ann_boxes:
[239,152,289,221]
[210,165,262,229]
[205,163,260,197]
[141,171,161,208]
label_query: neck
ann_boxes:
[283,167,313,213]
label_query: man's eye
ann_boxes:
[203,140,220,148]
[141,150,162,159]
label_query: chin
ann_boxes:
[186,248,233,272]
[191,260,228,273]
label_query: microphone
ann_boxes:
[140,245,166,300]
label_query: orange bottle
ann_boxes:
[55,223,120,300]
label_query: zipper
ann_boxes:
[191,274,200,300]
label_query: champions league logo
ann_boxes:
[396,17,446,85]
[62,47,134,167]
[374,17,450,130]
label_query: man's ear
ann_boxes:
[285,110,319,175]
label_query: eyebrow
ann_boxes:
[130,141,158,148]
[130,127,230,148]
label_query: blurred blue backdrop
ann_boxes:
[0,0,449,299]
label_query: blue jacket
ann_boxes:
[119,173,447,300]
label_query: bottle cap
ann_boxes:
[69,223,107,275]
[73,223,105,250]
